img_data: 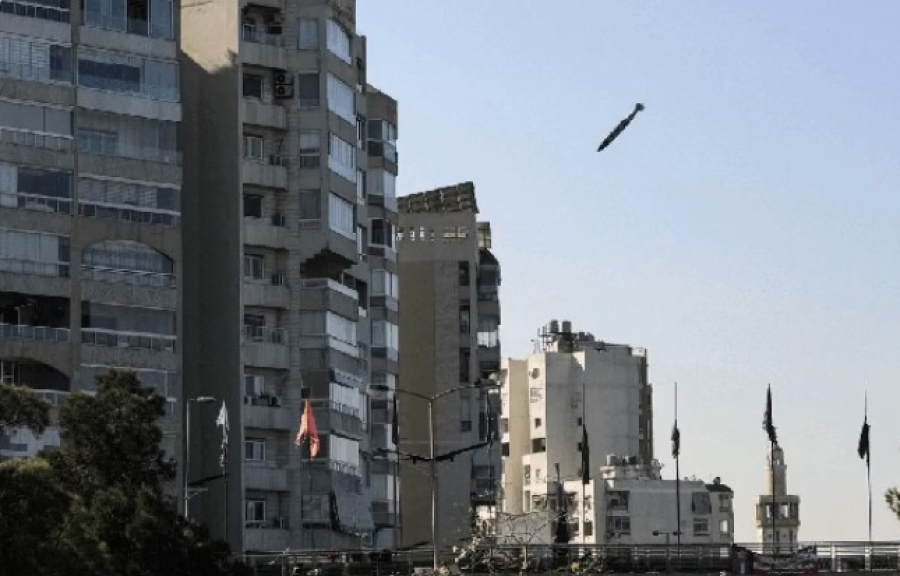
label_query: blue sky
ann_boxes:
[358,2,900,541]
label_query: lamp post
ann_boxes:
[372,378,499,571]
[183,395,216,518]
[652,530,682,573]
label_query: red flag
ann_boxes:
[295,400,320,458]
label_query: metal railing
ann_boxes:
[241,27,283,46]
[0,192,71,214]
[81,265,175,288]
[78,201,180,227]
[0,127,73,152]
[243,325,288,345]
[235,541,900,575]
[300,278,359,300]
[0,323,70,343]
[81,328,176,352]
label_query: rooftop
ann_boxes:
[399,182,478,214]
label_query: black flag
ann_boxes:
[763,385,777,444]
[391,394,399,447]
[581,425,590,485]
[671,421,680,459]
[858,417,870,462]
[597,103,645,152]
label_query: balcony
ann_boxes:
[298,279,358,319]
[240,29,285,69]
[0,127,72,153]
[243,280,289,309]
[242,325,288,369]
[81,328,175,352]
[244,526,289,552]
[244,217,289,249]
[0,323,69,343]
[243,99,287,130]
[298,334,360,359]
[244,464,288,491]
[82,266,175,289]
[242,158,287,189]
[372,500,398,527]
[244,402,293,430]
[321,404,362,439]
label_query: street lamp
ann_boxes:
[652,530,683,573]
[371,378,499,571]
[183,395,216,518]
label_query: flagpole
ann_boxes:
[866,392,872,549]
[674,382,681,566]
[581,377,586,544]
[770,436,776,558]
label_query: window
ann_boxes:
[523,465,531,484]
[327,133,356,183]
[297,18,318,50]
[246,499,266,524]
[297,72,319,107]
[244,374,263,397]
[326,19,352,64]
[0,163,72,214]
[78,177,179,226]
[367,169,396,199]
[77,110,177,164]
[298,132,320,168]
[501,442,509,457]
[356,170,365,201]
[370,219,395,250]
[242,135,264,160]
[326,73,355,124]
[243,254,264,280]
[720,519,731,536]
[243,73,264,98]
[459,305,470,334]
[326,312,356,344]
[330,435,360,470]
[606,516,631,536]
[371,320,399,351]
[693,517,710,536]
[0,229,70,277]
[534,418,542,428]
[82,0,174,39]
[371,270,399,298]
[607,491,629,512]
[459,347,470,383]
[77,49,179,101]
[584,521,594,537]
[692,492,712,515]
[0,0,70,23]
[0,35,73,82]
[531,438,546,452]
[719,494,732,512]
[243,194,262,218]
[458,262,470,286]
[299,191,320,221]
[245,438,266,462]
[328,193,354,239]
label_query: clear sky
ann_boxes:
[357,1,900,542]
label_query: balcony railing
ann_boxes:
[0,323,70,343]
[78,202,180,227]
[33,388,70,407]
[0,61,73,83]
[0,258,69,278]
[243,325,287,345]
[77,134,181,165]
[1,192,71,214]
[81,328,176,352]
[300,278,359,300]
[241,27,283,46]
[0,127,73,152]
[298,334,360,358]
[81,265,175,288]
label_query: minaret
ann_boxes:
[753,446,801,552]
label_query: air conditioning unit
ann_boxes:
[274,71,293,99]
[271,273,286,286]
[271,213,286,226]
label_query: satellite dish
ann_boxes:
[530,368,540,379]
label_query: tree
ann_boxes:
[0,383,50,434]
[0,370,236,576]
[887,488,900,521]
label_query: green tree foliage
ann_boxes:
[887,488,900,521]
[0,370,237,576]
[0,382,50,433]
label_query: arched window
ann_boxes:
[82,240,174,287]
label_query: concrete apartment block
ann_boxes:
[397,183,502,549]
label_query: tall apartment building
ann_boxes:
[0,0,182,477]
[397,182,502,548]
[181,0,399,552]
[500,321,653,520]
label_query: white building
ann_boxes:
[754,446,800,552]
[497,321,734,546]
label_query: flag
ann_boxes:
[858,417,870,462]
[295,400,320,458]
[215,401,229,471]
[763,385,777,444]
[671,420,681,459]
[391,394,399,447]
[581,424,590,485]
[597,103,645,152]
